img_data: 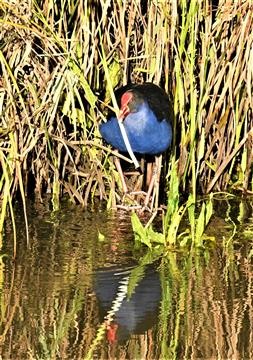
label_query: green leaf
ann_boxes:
[147,226,165,245]
[98,231,105,242]
[131,213,165,248]
[69,60,97,108]
[195,203,205,246]
[104,56,122,103]
[166,159,179,225]
[131,213,146,239]
[241,148,247,174]
[166,204,187,245]
[179,235,191,247]
[131,213,151,248]
[187,194,195,235]
[205,195,213,226]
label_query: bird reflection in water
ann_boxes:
[94,265,161,344]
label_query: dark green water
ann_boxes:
[0,199,253,359]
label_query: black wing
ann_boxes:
[132,83,173,123]
[108,82,173,124]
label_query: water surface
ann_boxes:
[0,199,253,359]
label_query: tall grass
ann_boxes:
[0,0,252,243]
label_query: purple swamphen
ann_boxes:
[99,82,173,209]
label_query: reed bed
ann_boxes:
[0,0,252,242]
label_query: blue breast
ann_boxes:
[99,102,172,155]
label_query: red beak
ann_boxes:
[118,105,129,122]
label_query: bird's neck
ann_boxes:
[130,102,153,119]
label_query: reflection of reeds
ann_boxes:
[1,204,252,359]
[158,248,253,360]
[0,1,252,237]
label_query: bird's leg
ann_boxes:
[144,155,162,210]
[144,165,156,208]
[153,155,162,210]
[138,157,145,191]
[146,162,153,189]
[114,152,128,194]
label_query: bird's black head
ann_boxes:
[118,90,144,121]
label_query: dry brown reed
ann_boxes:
[0,0,252,236]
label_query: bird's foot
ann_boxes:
[116,204,142,211]
[139,205,152,214]
[129,190,147,199]
[118,191,143,209]
[117,189,163,213]
[116,191,151,211]
[121,190,147,203]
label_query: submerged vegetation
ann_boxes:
[0,0,253,248]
